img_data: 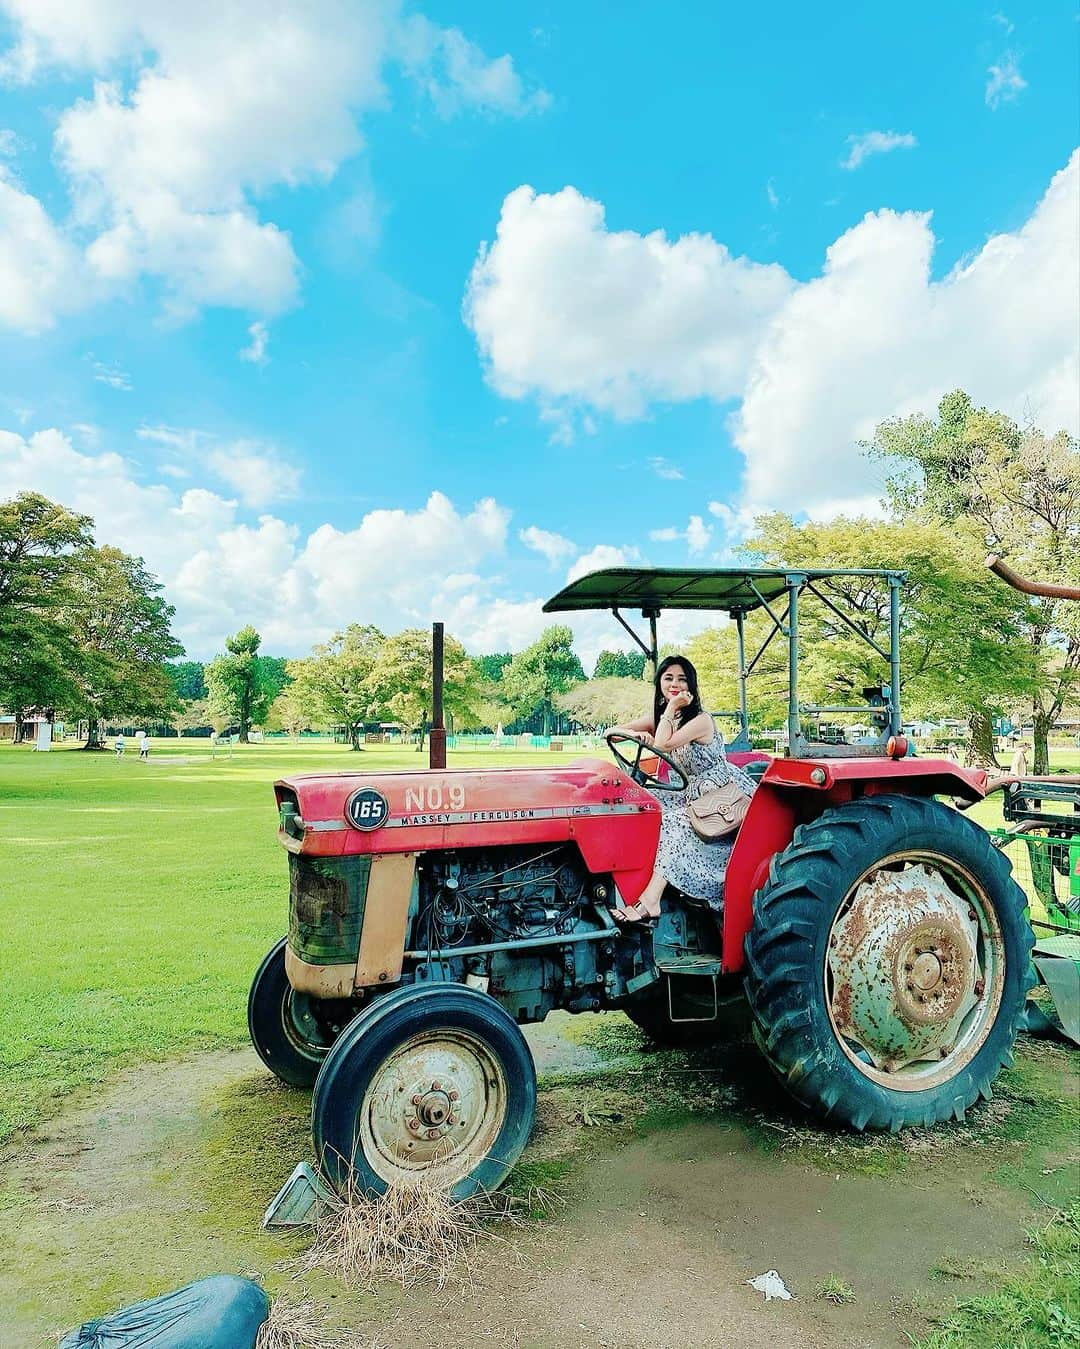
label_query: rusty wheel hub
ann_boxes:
[826,858,1003,1087]
[359,1031,507,1186]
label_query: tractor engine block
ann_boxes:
[414,845,615,1021]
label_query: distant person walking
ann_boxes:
[114,734,125,759]
[138,733,150,762]
[1009,742,1029,778]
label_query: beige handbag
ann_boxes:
[687,780,751,840]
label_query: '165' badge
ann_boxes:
[346,787,389,831]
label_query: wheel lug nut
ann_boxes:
[407,1118,419,1132]
[431,1081,441,1091]
[427,1128,441,1140]
[411,1094,422,1105]
[448,1090,459,1101]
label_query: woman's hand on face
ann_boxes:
[668,690,693,712]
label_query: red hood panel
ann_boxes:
[275,758,662,900]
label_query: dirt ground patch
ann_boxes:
[1,1017,1076,1348]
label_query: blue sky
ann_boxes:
[1,2,1077,663]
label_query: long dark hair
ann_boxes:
[653,655,703,728]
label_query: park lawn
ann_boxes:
[0,739,556,1145]
[1,739,1076,1146]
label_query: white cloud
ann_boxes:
[468,152,1080,519]
[842,130,917,171]
[735,152,1079,511]
[648,515,712,555]
[89,356,132,390]
[396,15,549,118]
[986,53,1027,108]
[766,179,779,209]
[137,423,299,507]
[0,0,544,329]
[0,167,88,332]
[520,524,576,566]
[649,456,684,480]
[0,129,17,157]
[205,443,301,509]
[465,184,794,421]
[686,515,711,554]
[239,320,269,366]
[0,425,514,657]
[566,543,642,584]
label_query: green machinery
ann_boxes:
[986,556,1080,1044]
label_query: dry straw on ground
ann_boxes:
[291,1175,561,1291]
[256,1296,385,1349]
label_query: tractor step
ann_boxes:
[656,955,723,976]
[656,956,723,1023]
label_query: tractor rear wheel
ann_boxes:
[745,795,1034,1131]
[248,938,352,1088]
[312,983,536,1199]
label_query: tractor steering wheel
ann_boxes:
[605,732,689,793]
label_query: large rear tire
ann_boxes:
[744,795,1034,1131]
[248,938,348,1088]
[312,983,536,1199]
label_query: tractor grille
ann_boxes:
[288,854,371,965]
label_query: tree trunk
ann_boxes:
[13,708,24,743]
[1032,707,1052,774]
[84,716,103,749]
[966,709,999,769]
[350,721,363,751]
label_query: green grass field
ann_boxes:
[0,739,557,1145]
[1,738,1076,1146]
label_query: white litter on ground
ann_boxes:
[747,1270,793,1301]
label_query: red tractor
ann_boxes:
[249,567,1034,1200]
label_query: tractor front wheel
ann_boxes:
[312,983,536,1199]
[248,938,353,1088]
[745,795,1034,1131]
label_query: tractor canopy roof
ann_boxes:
[543,566,904,616]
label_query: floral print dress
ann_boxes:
[654,725,756,908]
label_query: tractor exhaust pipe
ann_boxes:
[429,620,446,770]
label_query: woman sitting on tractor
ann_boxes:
[607,655,757,924]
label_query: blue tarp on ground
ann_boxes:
[59,1275,269,1348]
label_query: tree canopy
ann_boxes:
[870,390,1079,766]
[206,626,279,742]
[283,624,386,748]
[592,649,647,680]
[61,545,183,745]
[501,625,586,734]
[0,493,94,728]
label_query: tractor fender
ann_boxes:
[720,757,987,973]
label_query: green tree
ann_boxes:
[165,660,207,701]
[284,625,386,749]
[62,546,183,747]
[475,652,512,682]
[258,655,291,705]
[0,492,93,737]
[369,628,481,751]
[205,625,276,742]
[501,625,586,734]
[557,676,649,730]
[746,512,1038,766]
[871,390,1080,770]
[686,617,789,736]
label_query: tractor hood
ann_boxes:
[274,758,662,894]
